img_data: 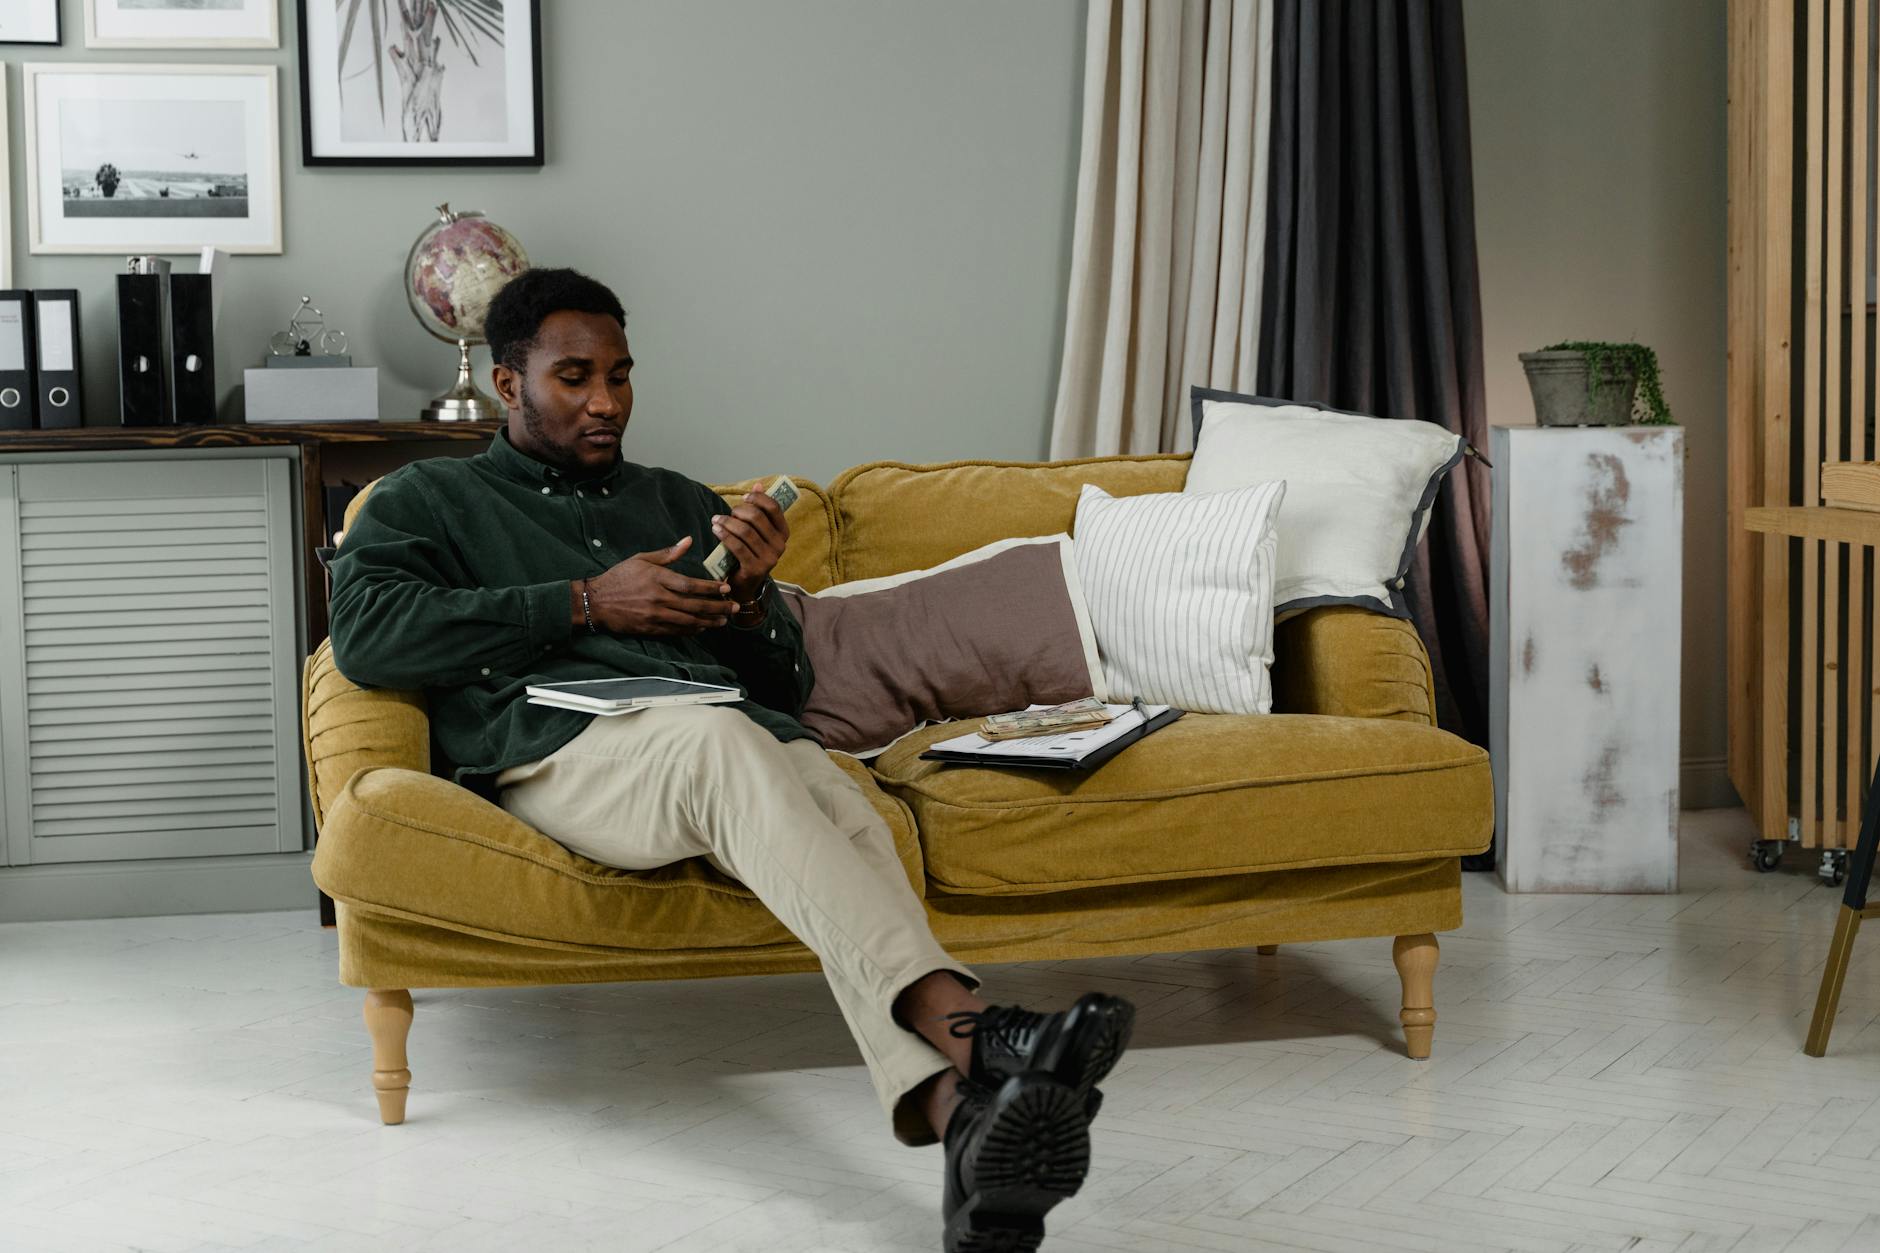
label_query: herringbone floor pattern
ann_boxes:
[5,809,1880,1252]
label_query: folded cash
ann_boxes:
[706,474,799,581]
[979,698,1115,740]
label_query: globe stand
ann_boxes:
[421,339,503,423]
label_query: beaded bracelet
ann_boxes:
[580,579,596,634]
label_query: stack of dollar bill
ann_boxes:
[979,698,1116,741]
[705,474,801,580]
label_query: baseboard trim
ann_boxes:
[0,852,316,923]
[1681,756,1740,811]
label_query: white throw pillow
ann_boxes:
[1071,480,1286,715]
[1185,389,1464,618]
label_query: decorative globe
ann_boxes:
[405,204,529,346]
[405,203,528,420]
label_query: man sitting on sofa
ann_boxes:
[328,267,1132,1250]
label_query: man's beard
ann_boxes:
[519,381,610,476]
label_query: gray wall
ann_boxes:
[1464,0,1730,804]
[19,0,1732,797]
[9,0,1086,483]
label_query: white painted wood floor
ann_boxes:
[5,808,1880,1253]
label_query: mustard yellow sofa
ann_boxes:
[305,452,1494,1125]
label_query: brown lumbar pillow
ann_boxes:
[776,535,1104,757]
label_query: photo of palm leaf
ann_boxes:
[334,0,505,142]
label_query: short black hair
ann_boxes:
[484,267,626,371]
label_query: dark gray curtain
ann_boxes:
[1258,0,1491,755]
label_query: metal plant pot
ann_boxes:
[1519,350,1639,427]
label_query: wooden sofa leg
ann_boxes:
[363,989,414,1125]
[1255,944,1279,955]
[1392,934,1438,1060]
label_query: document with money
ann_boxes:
[979,697,1115,740]
[920,702,1183,772]
[705,474,800,581]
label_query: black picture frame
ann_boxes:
[0,0,62,46]
[296,0,544,168]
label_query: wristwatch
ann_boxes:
[731,577,771,623]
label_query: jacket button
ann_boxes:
[591,538,602,548]
[480,667,491,676]
[540,486,551,495]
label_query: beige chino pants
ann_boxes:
[496,704,976,1144]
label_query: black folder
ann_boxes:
[0,290,35,430]
[32,290,81,429]
[117,273,171,426]
[920,706,1185,771]
[167,273,216,421]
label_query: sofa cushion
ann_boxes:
[312,751,923,951]
[1073,480,1286,714]
[868,713,1491,896]
[777,535,1103,756]
[829,454,1191,582]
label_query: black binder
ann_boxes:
[32,290,81,429]
[920,706,1185,771]
[167,273,216,421]
[116,273,171,427]
[0,291,36,430]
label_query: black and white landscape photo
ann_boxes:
[26,64,282,254]
[60,98,250,220]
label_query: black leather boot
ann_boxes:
[941,1072,1090,1253]
[944,992,1135,1118]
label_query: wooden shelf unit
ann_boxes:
[0,422,503,649]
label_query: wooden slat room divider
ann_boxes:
[1731,0,1878,862]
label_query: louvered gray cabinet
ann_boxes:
[0,454,306,866]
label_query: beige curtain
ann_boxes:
[1050,0,1276,458]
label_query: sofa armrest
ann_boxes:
[303,637,431,831]
[1271,606,1436,726]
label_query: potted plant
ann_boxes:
[1519,341,1675,427]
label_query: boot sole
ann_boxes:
[945,1076,1090,1253]
[1049,994,1136,1103]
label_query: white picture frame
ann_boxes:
[0,65,11,287]
[24,63,283,256]
[0,0,61,46]
[85,0,279,50]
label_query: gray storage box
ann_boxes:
[244,366,379,423]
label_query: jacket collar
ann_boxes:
[486,428,626,490]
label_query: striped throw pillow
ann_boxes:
[1071,480,1287,715]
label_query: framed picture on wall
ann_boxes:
[0,0,61,45]
[85,0,279,49]
[297,0,543,166]
[0,66,12,286]
[23,63,284,255]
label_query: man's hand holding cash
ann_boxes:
[576,476,796,637]
[707,475,797,610]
